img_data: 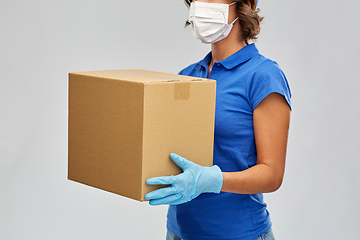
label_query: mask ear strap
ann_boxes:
[228,2,238,25]
[230,17,239,25]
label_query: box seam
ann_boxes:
[141,82,146,201]
[70,72,214,84]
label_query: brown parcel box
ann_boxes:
[68,69,216,201]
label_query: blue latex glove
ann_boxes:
[145,153,223,206]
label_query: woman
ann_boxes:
[145,0,291,239]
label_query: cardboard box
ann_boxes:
[68,69,216,201]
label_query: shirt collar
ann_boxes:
[221,43,259,69]
[199,52,212,69]
[198,43,259,70]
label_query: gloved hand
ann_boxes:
[145,153,223,206]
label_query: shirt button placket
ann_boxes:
[210,63,220,79]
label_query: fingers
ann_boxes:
[149,194,183,206]
[145,153,194,206]
[146,175,176,185]
[145,175,177,201]
[170,153,192,170]
[145,186,177,201]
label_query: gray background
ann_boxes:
[1,0,359,239]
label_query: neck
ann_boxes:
[207,20,247,77]
[210,21,246,63]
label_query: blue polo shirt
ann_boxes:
[167,44,292,240]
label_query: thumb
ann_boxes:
[170,153,193,170]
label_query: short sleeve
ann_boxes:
[248,60,292,111]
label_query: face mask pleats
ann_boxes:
[188,1,237,44]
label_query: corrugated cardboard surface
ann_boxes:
[68,69,216,201]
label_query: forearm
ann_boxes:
[221,163,283,195]
[221,93,290,195]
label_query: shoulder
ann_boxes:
[253,58,285,79]
[246,56,292,110]
[178,52,211,76]
[178,62,201,76]
[246,55,289,89]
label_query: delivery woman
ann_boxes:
[145,0,291,239]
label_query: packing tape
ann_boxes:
[102,70,191,100]
[174,82,191,100]
[101,70,184,82]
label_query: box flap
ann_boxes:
[70,69,213,84]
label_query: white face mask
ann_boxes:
[189,1,238,44]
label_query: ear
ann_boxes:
[247,0,255,9]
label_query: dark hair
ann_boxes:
[183,0,264,45]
